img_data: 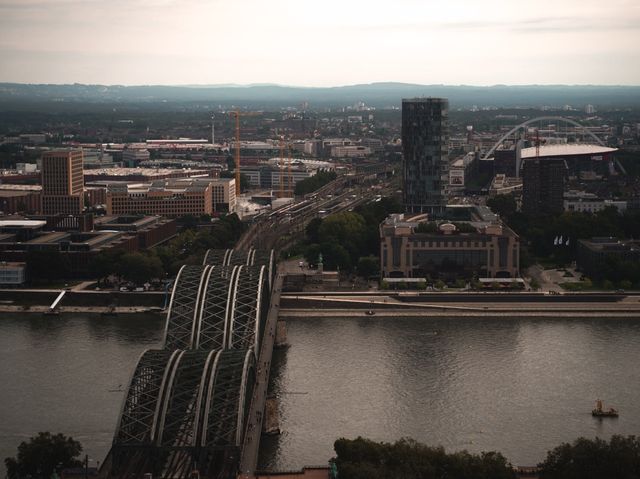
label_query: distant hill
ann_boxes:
[0,82,638,109]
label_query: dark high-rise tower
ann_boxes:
[522,158,566,215]
[402,98,449,215]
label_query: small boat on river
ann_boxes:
[592,399,619,417]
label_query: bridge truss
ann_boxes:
[104,249,274,479]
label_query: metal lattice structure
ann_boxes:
[203,249,234,267]
[108,349,255,479]
[227,266,268,352]
[110,349,180,476]
[195,266,236,351]
[164,265,211,350]
[202,350,255,447]
[155,350,212,478]
[104,249,275,479]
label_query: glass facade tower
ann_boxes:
[402,98,449,215]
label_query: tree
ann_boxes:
[5,432,83,479]
[306,217,323,244]
[334,437,515,479]
[486,194,517,220]
[357,256,379,278]
[294,170,337,196]
[117,253,163,285]
[90,249,125,283]
[538,435,640,479]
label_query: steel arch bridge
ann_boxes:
[103,249,275,479]
[482,116,606,160]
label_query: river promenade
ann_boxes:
[279,292,640,318]
[2,288,639,318]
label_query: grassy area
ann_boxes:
[559,281,594,292]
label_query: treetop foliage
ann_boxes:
[5,432,83,479]
[334,437,516,479]
[300,196,402,273]
[538,435,640,479]
[294,170,337,196]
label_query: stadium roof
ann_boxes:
[521,144,617,159]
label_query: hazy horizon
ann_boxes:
[1,0,639,87]
[2,81,640,88]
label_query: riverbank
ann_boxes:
[0,305,164,314]
[278,293,640,318]
[280,308,640,318]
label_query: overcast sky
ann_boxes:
[1,0,639,86]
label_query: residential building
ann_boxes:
[402,98,449,215]
[380,206,520,280]
[41,149,84,215]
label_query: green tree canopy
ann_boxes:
[5,432,83,479]
[294,170,337,196]
[117,252,164,284]
[538,435,640,479]
[487,194,518,220]
[334,437,515,479]
[357,256,379,278]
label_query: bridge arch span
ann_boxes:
[483,116,606,160]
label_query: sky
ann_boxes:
[0,0,639,86]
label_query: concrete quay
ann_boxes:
[279,293,640,319]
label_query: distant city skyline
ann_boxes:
[0,0,639,86]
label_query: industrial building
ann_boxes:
[402,98,450,215]
[380,205,520,280]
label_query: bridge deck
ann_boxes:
[239,271,283,476]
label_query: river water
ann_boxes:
[1,314,639,473]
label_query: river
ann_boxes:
[1,314,639,473]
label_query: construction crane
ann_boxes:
[287,142,293,196]
[229,110,261,196]
[279,136,286,198]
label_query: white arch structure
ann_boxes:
[483,116,605,161]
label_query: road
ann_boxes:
[238,272,283,477]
